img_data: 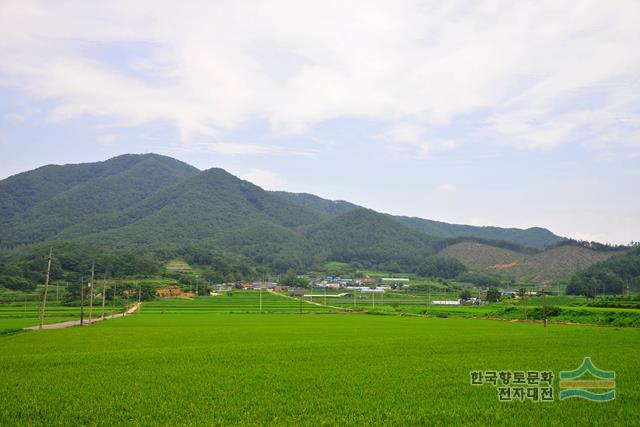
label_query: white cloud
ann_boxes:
[437,183,457,194]
[168,141,316,157]
[0,0,638,149]
[241,169,284,190]
[378,123,459,156]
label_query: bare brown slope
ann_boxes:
[439,242,622,283]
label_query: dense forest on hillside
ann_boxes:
[0,154,633,291]
[565,246,640,296]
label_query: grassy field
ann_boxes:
[317,292,640,327]
[0,310,638,425]
[0,298,132,331]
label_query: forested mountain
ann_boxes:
[270,191,359,217]
[393,217,564,250]
[272,191,565,249]
[566,246,640,296]
[61,167,323,270]
[0,154,196,220]
[0,154,625,286]
[0,154,199,248]
[304,208,436,270]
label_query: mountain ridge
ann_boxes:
[0,154,621,282]
[271,190,566,250]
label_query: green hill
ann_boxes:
[4,165,326,272]
[0,154,620,284]
[565,246,640,295]
[393,217,564,250]
[273,191,565,249]
[304,208,436,270]
[270,191,359,217]
[0,154,199,248]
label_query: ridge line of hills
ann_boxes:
[0,153,630,284]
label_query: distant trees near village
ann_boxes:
[415,256,467,279]
[565,247,640,296]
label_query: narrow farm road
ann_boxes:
[25,302,141,330]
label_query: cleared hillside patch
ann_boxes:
[439,242,622,283]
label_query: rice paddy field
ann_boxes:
[1,295,639,426]
[318,292,640,326]
[144,291,334,314]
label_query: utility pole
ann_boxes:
[324,285,327,306]
[88,263,95,324]
[427,284,431,317]
[112,281,117,317]
[259,285,263,313]
[80,276,85,326]
[125,288,130,315]
[137,282,141,313]
[354,289,356,308]
[542,286,547,328]
[38,248,53,329]
[101,275,107,319]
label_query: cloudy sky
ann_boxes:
[1,1,639,244]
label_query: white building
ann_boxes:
[431,300,461,305]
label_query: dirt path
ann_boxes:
[25,302,141,330]
[268,290,351,312]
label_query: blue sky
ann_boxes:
[1,1,639,244]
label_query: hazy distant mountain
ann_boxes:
[272,191,565,250]
[392,216,565,250]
